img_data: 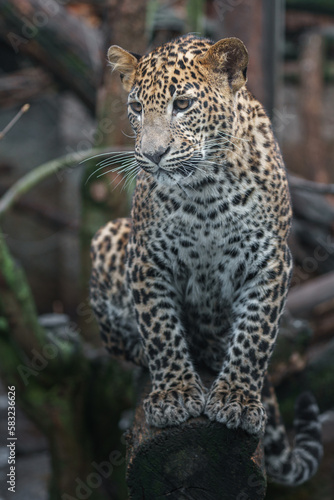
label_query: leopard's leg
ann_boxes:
[205,245,293,435]
[129,260,206,427]
[90,219,147,367]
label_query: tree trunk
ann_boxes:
[299,30,327,183]
[80,0,149,339]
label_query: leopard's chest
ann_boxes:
[140,192,261,303]
[129,178,277,367]
[162,219,244,292]
[130,168,277,304]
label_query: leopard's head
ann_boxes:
[108,35,248,185]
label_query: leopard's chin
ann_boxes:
[154,168,180,186]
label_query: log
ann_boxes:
[289,174,334,195]
[288,189,334,279]
[126,374,266,500]
[0,146,130,219]
[0,186,79,231]
[287,270,334,317]
[291,189,334,227]
[0,67,53,107]
[0,0,100,110]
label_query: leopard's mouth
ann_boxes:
[138,151,202,186]
[145,166,193,187]
[175,164,196,176]
[140,160,194,176]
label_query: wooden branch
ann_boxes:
[0,103,30,140]
[126,373,266,500]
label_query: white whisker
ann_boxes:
[98,162,138,180]
[97,152,135,167]
[99,158,137,171]
[121,130,136,139]
[218,131,250,142]
[80,150,134,164]
[84,157,137,185]
[123,167,141,191]
[111,174,127,192]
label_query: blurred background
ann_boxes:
[0,0,334,499]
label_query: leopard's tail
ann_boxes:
[262,376,323,486]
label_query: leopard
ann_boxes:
[90,34,323,485]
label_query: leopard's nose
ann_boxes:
[143,146,170,165]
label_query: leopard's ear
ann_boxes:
[198,38,248,92]
[107,46,140,91]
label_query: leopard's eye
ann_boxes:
[173,99,193,111]
[129,102,142,113]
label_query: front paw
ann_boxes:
[143,384,206,427]
[205,388,266,435]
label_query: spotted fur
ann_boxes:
[90,35,323,484]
